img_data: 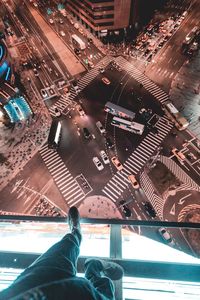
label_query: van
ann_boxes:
[96,121,105,134]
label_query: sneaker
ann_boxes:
[85,258,124,281]
[68,206,81,233]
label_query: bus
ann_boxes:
[71,34,86,50]
[48,119,62,149]
[111,116,144,135]
[163,101,189,130]
[105,102,135,121]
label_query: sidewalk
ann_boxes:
[169,51,200,139]
[79,195,122,219]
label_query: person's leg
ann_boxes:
[85,259,124,300]
[28,207,81,276]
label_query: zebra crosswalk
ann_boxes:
[160,155,200,192]
[49,95,75,117]
[115,56,169,104]
[68,56,113,101]
[40,145,86,206]
[102,116,173,202]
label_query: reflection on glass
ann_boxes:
[0,221,110,257]
[122,227,200,264]
[80,224,110,257]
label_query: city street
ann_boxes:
[0,0,200,256]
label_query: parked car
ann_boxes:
[93,157,104,171]
[49,19,54,24]
[111,156,123,171]
[143,201,157,218]
[100,150,109,164]
[102,77,111,85]
[83,127,91,139]
[119,200,132,218]
[158,227,175,246]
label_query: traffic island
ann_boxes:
[147,161,182,198]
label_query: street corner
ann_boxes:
[78,195,123,219]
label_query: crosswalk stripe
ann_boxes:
[102,189,116,202]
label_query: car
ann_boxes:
[111,156,123,171]
[83,127,91,139]
[93,157,104,171]
[88,60,94,68]
[49,88,54,95]
[99,67,105,73]
[187,153,197,160]
[60,30,65,37]
[102,77,111,85]
[49,19,54,24]
[96,121,106,134]
[128,175,139,189]
[76,104,85,116]
[171,148,186,163]
[74,23,79,29]
[106,137,114,149]
[78,28,84,34]
[119,200,132,218]
[143,201,157,218]
[33,68,39,76]
[70,19,74,25]
[74,48,81,56]
[59,18,64,24]
[88,38,93,43]
[158,228,175,246]
[54,107,61,117]
[100,150,109,164]
[41,89,48,98]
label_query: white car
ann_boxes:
[49,19,54,24]
[100,150,109,164]
[93,157,104,171]
[60,30,65,37]
[158,228,175,246]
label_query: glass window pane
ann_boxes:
[122,227,200,264]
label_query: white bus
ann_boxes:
[105,101,135,121]
[48,120,62,149]
[163,101,189,130]
[111,116,144,135]
[71,34,86,50]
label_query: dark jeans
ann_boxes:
[1,230,114,300]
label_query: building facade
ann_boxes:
[66,0,136,36]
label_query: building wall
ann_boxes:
[66,0,132,32]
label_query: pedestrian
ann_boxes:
[0,207,123,300]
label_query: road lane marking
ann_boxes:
[178,193,192,205]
